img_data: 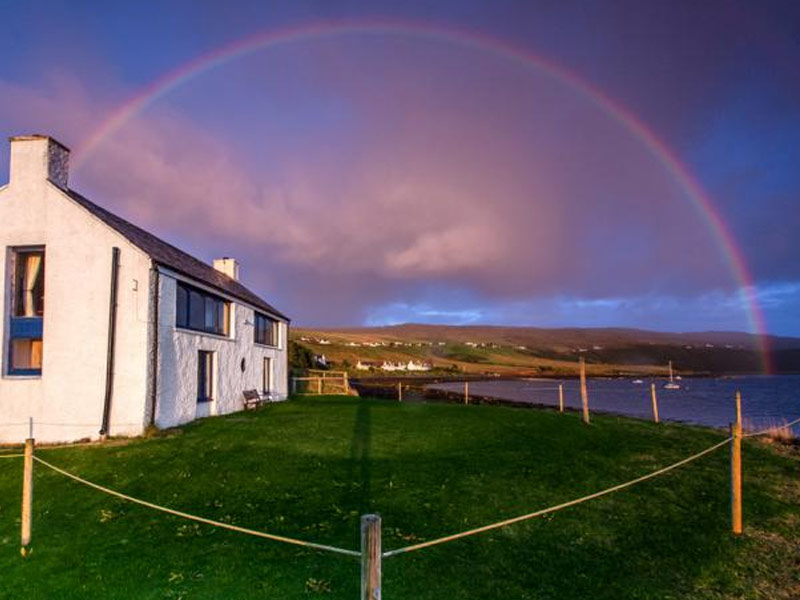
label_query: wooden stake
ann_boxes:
[558,384,564,413]
[464,381,469,405]
[344,374,350,395]
[317,377,322,395]
[650,383,660,423]
[735,391,742,429]
[731,422,743,535]
[21,438,34,555]
[579,358,590,424]
[730,391,743,535]
[397,382,403,402]
[361,514,382,600]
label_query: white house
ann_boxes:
[380,361,406,372]
[0,135,289,443]
[406,360,431,372]
[355,360,379,371]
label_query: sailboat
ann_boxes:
[663,360,681,390]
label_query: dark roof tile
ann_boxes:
[66,189,288,321]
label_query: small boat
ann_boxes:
[632,379,644,384]
[663,360,681,390]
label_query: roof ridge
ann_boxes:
[64,188,288,321]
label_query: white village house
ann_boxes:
[0,135,289,442]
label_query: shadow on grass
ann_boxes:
[348,399,372,515]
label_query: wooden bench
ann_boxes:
[243,389,262,410]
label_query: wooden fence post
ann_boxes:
[21,438,34,556]
[558,384,564,413]
[735,390,742,429]
[344,374,350,395]
[731,391,743,535]
[317,377,322,395]
[361,514,382,600]
[291,378,297,394]
[398,382,403,402]
[650,383,660,423]
[464,381,469,405]
[579,358,590,424]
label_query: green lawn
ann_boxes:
[0,396,797,599]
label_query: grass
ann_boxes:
[0,396,797,599]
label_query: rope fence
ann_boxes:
[382,436,732,557]
[3,393,798,598]
[31,455,360,557]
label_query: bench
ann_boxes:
[243,389,280,410]
[243,389,262,410]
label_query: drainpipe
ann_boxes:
[148,265,160,427]
[100,247,120,439]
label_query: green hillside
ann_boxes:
[291,324,800,375]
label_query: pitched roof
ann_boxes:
[66,189,289,321]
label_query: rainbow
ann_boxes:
[72,19,773,372]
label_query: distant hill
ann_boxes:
[290,323,800,376]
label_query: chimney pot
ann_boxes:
[8,135,70,189]
[213,257,240,281]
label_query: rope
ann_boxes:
[382,436,732,558]
[743,416,800,439]
[0,422,142,427]
[33,456,360,558]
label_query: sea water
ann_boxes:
[429,375,800,434]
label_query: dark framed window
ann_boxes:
[7,248,45,376]
[176,281,230,336]
[197,351,214,403]
[254,312,279,347]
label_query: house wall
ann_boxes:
[0,177,152,442]
[154,271,288,429]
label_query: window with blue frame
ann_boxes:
[7,248,45,375]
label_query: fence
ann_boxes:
[291,369,350,395]
[2,398,798,598]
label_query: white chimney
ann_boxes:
[9,135,70,190]
[213,257,240,281]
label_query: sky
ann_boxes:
[1,1,799,335]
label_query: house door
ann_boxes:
[196,351,215,418]
[263,357,272,396]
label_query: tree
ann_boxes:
[289,341,315,371]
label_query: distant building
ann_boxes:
[406,360,432,372]
[355,360,379,371]
[380,361,406,372]
[0,135,289,443]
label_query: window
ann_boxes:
[13,250,45,317]
[197,351,214,403]
[176,281,230,336]
[254,312,279,347]
[7,248,45,375]
[262,357,272,394]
